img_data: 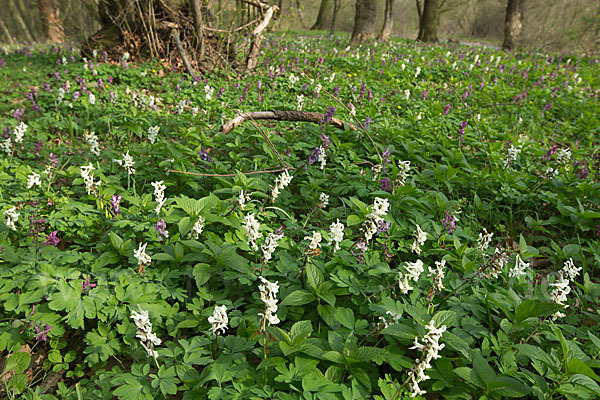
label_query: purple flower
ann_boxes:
[34,323,52,341]
[323,106,336,126]
[13,108,25,121]
[543,145,558,160]
[198,147,214,163]
[308,146,321,165]
[363,116,372,130]
[422,90,428,100]
[320,133,330,150]
[442,103,451,115]
[154,219,168,242]
[49,153,59,167]
[442,211,456,234]
[44,230,60,247]
[0,58,5,68]
[34,142,43,156]
[457,121,467,143]
[82,275,97,294]
[379,177,392,193]
[377,219,391,233]
[111,194,121,216]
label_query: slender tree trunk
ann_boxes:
[349,0,378,46]
[311,0,332,30]
[416,0,423,41]
[502,0,524,50]
[191,0,205,58]
[38,0,64,42]
[329,0,340,36]
[417,0,439,42]
[7,0,34,42]
[378,0,394,41]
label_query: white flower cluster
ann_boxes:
[208,305,228,335]
[151,180,166,214]
[428,260,446,292]
[147,126,160,144]
[258,276,280,327]
[238,190,251,211]
[319,192,329,208]
[27,172,41,189]
[317,147,327,170]
[362,197,390,243]
[1,137,11,155]
[57,87,65,104]
[410,224,427,255]
[271,170,293,202]
[243,213,262,251]
[13,122,27,144]
[404,89,411,100]
[509,254,529,278]
[556,148,571,165]
[115,150,135,175]
[477,228,494,251]
[408,320,447,397]
[130,309,161,358]
[3,206,19,231]
[262,230,284,263]
[398,259,425,294]
[288,73,299,85]
[397,160,410,186]
[204,85,214,101]
[379,311,402,328]
[327,219,345,252]
[550,258,581,319]
[189,216,205,240]
[80,163,101,195]
[134,242,152,267]
[304,231,322,251]
[297,94,305,110]
[175,100,186,114]
[84,131,100,156]
[88,92,96,105]
[504,145,521,169]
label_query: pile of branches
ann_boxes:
[85,0,278,74]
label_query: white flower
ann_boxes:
[271,170,293,202]
[262,230,284,263]
[147,126,160,144]
[152,180,167,215]
[13,122,27,143]
[428,260,446,292]
[477,228,494,251]
[84,131,100,156]
[189,216,205,240]
[258,276,280,327]
[371,164,383,178]
[408,320,446,398]
[134,242,152,267]
[509,254,529,278]
[57,87,65,104]
[349,103,356,116]
[319,192,329,208]
[405,259,425,282]
[130,308,161,358]
[175,100,186,114]
[556,148,571,165]
[80,163,101,195]
[398,272,413,294]
[329,72,336,83]
[362,197,389,243]
[1,138,11,155]
[404,89,411,100]
[204,85,214,101]
[3,207,19,231]
[297,94,305,111]
[410,224,427,255]
[238,190,250,211]
[304,231,322,250]
[288,73,299,85]
[115,150,135,175]
[397,160,410,186]
[561,258,581,280]
[414,67,421,78]
[88,92,95,105]
[26,172,41,189]
[208,305,228,335]
[318,147,327,170]
[379,311,402,328]
[243,213,262,251]
[327,219,345,252]
[504,145,521,169]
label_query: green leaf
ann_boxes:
[335,308,355,330]
[472,351,496,387]
[519,234,527,255]
[281,290,316,306]
[432,310,456,328]
[488,376,531,397]
[589,331,600,352]
[571,374,600,395]
[113,379,144,398]
[8,373,28,393]
[193,263,212,288]
[290,320,313,343]
[514,299,563,323]
[568,359,600,382]
[109,232,124,252]
[346,215,362,227]
[306,263,323,291]
[6,352,31,374]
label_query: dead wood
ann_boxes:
[221,110,357,134]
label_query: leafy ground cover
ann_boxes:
[1,34,600,399]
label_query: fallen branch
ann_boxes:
[221,110,358,134]
[172,29,196,78]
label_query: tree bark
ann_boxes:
[7,0,34,42]
[221,111,357,134]
[417,0,439,42]
[378,0,394,41]
[502,0,524,50]
[311,0,332,30]
[38,0,64,42]
[349,0,378,46]
[329,0,340,36]
[191,0,205,58]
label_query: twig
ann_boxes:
[169,168,287,177]
[172,29,197,78]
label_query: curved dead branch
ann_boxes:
[221,110,358,134]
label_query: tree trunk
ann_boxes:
[38,0,64,42]
[378,0,394,41]
[7,0,34,42]
[502,0,524,50]
[329,0,340,36]
[349,0,378,46]
[311,0,332,30]
[417,0,439,42]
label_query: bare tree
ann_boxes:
[329,0,340,36]
[378,0,395,41]
[38,0,64,42]
[349,0,378,46]
[417,0,440,42]
[502,0,524,50]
